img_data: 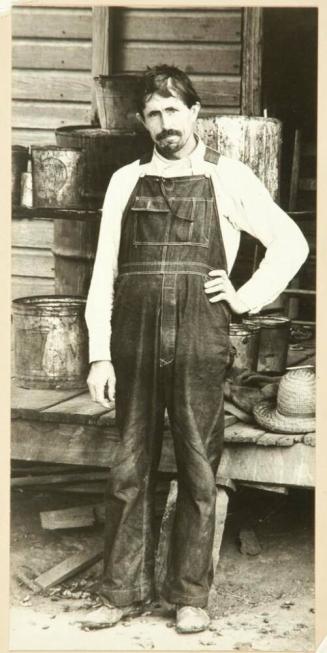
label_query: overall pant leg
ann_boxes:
[161,274,230,607]
[100,275,165,607]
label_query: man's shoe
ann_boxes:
[176,606,210,633]
[76,603,143,630]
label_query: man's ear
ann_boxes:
[191,102,201,121]
[136,112,145,127]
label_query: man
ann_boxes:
[84,65,308,633]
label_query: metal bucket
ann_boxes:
[243,316,291,373]
[12,296,89,389]
[12,145,29,206]
[31,146,86,208]
[94,74,142,132]
[55,126,151,208]
[229,323,260,372]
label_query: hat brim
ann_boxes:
[253,398,315,434]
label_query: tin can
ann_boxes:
[243,316,291,373]
[229,323,260,373]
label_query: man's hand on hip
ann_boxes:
[204,269,249,315]
[87,360,116,407]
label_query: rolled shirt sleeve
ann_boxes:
[85,163,139,362]
[219,159,310,313]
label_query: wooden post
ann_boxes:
[91,7,116,124]
[241,8,263,116]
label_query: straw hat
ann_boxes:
[253,367,315,433]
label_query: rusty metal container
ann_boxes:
[55,125,151,208]
[31,146,86,209]
[52,218,100,296]
[229,323,260,373]
[12,145,29,206]
[94,74,142,132]
[243,315,291,373]
[12,296,89,389]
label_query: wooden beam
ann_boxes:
[35,546,103,590]
[91,7,116,124]
[241,8,263,116]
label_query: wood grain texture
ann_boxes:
[13,40,92,71]
[11,418,315,486]
[12,247,54,278]
[12,207,101,222]
[11,386,84,415]
[40,504,101,530]
[12,101,91,130]
[42,393,114,425]
[241,8,263,116]
[192,76,241,107]
[12,129,57,147]
[12,70,92,103]
[12,219,54,249]
[119,9,242,42]
[115,43,241,75]
[12,7,92,39]
[218,442,315,487]
[35,545,103,589]
[12,276,55,300]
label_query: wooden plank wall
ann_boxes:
[12,5,93,147]
[12,219,55,299]
[12,6,93,298]
[114,8,242,116]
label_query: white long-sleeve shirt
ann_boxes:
[85,138,309,363]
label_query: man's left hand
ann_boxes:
[204,269,248,314]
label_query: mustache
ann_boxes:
[157,129,181,141]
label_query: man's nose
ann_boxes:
[160,113,171,130]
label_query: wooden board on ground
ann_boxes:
[40,504,104,530]
[11,471,109,488]
[35,545,103,590]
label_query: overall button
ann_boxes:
[163,179,174,191]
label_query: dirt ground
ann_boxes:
[10,479,315,651]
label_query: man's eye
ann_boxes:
[167,108,178,114]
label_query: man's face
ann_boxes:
[138,90,200,158]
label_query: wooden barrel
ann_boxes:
[196,116,282,200]
[12,296,89,389]
[55,126,151,208]
[94,74,142,132]
[31,146,86,208]
[52,218,100,296]
[12,145,29,206]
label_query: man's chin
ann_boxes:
[156,141,181,157]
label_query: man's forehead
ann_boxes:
[143,90,186,112]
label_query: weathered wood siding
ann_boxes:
[12,219,55,299]
[114,8,242,116]
[12,6,93,147]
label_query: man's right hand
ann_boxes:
[87,360,116,408]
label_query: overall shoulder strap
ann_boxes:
[139,149,154,165]
[204,146,220,165]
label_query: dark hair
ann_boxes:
[136,65,201,115]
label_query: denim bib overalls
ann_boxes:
[102,146,231,608]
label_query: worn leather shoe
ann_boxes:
[176,605,210,633]
[76,603,143,630]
